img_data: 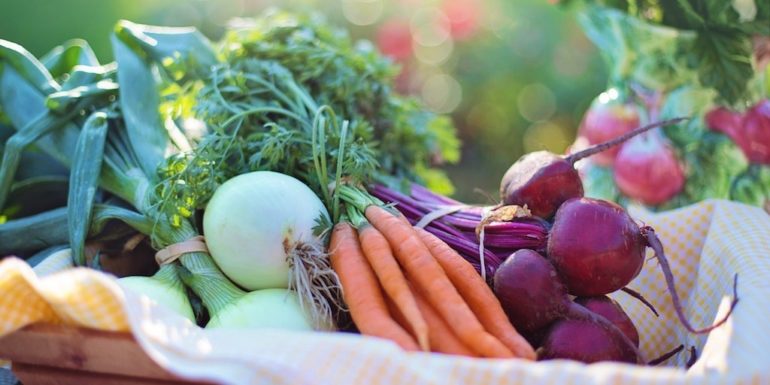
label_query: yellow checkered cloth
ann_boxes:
[0,199,768,385]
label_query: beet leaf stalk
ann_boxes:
[564,117,688,164]
[501,117,688,218]
[368,183,549,278]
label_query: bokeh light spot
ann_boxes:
[421,73,463,113]
[413,37,453,65]
[553,43,589,77]
[342,0,384,26]
[523,121,571,153]
[517,83,556,122]
[411,8,451,47]
[597,88,619,104]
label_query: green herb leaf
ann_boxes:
[690,29,755,105]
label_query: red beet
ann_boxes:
[493,249,569,332]
[707,100,770,165]
[500,118,686,218]
[613,131,685,205]
[575,296,640,347]
[705,106,741,136]
[547,198,646,296]
[741,100,770,164]
[499,151,585,219]
[538,318,638,363]
[579,94,641,166]
[493,249,644,363]
[547,197,739,334]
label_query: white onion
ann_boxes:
[206,288,312,330]
[119,274,195,322]
[203,171,329,291]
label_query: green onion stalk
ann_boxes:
[112,22,338,328]
[0,31,250,325]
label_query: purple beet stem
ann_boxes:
[410,183,462,205]
[369,184,549,276]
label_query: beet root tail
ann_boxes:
[621,286,660,317]
[642,226,739,334]
[648,344,684,366]
[686,346,698,368]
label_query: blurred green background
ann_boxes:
[0,0,608,201]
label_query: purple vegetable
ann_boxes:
[707,99,770,165]
[410,183,461,205]
[499,118,686,218]
[575,295,639,347]
[538,318,638,363]
[547,198,645,296]
[493,249,568,332]
[368,184,549,276]
[548,197,739,334]
[578,93,642,166]
[613,131,685,205]
[492,249,644,363]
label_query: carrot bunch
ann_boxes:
[330,186,535,359]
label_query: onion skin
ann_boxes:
[203,171,329,291]
[547,198,645,297]
[206,289,313,330]
[119,276,195,322]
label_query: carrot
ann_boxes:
[415,227,536,360]
[386,290,476,357]
[359,225,430,352]
[365,205,514,358]
[329,222,420,351]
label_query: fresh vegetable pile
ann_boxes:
[0,7,741,368]
[374,118,738,363]
[560,2,770,211]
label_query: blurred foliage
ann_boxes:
[0,0,607,201]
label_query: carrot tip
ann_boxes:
[418,336,430,352]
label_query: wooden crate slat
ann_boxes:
[0,324,217,385]
[13,363,207,385]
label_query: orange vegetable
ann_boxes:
[329,222,420,351]
[415,227,536,360]
[365,205,514,358]
[359,225,430,351]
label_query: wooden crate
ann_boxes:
[0,324,217,385]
